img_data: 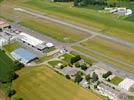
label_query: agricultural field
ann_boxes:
[110,76,123,85]
[0,49,15,82]
[12,66,101,100]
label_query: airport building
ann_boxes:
[17,32,54,53]
[11,48,38,64]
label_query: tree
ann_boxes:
[102,71,112,78]
[94,85,97,89]
[6,89,16,97]
[74,71,83,83]
[75,62,81,68]
[105,0,119,6]
[9,72,18,81]
[92,72,98,82]
[14,60,24,71]
[70,55,81,64]
[85,74,91,81]
[81,64,88,70]
[65,75,71,79]
[74,0,80,6]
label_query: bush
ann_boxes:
[6,89,16,97]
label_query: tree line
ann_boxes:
[74,0,130,7]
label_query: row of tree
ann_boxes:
[74,0,130,7]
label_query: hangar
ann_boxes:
[18,32,54,52]
[11,48,38,64]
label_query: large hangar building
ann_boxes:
[11,48,38,64]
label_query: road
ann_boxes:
[14,8,134,47]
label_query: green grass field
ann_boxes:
[110,76,123,85]
[61,53,74,63]
[18,0,134,42]
[0,50,15,82]
[48,60,67,67]
[4,43,22,53]
[0,0,3,3]
[128,96,134,100]
[12,66,101,100]
[20,18,88,43]
[0,0,134,42]
[72,45,134,73]
[80,37,134,65]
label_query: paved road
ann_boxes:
[14,8,134,47]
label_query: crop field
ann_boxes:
[12,66,101,100]
[0,50,15,82]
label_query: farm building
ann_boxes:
[11,48,38,64]
[119,78,134,91]
[17,32,54,52]
[0,20,11,31]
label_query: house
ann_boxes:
[0,20,11,31]
[97,83,128,100]
[79,79,88,88]
[11,48,38,64]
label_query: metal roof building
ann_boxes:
[119,78,134,91]
[18,32,54,51]
[11,48,38,64]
